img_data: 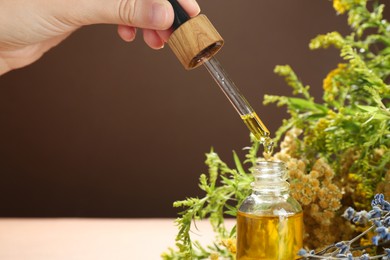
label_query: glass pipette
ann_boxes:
[166,0,274,154]
[203,57,274,154]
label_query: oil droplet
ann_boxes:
[262,137,274,160]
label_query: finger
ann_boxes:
[155,29,173,43]
[63,0,174,30]
[177,0,200,17]
[143,29,164,49]
[156,0,200,43]
[117,25,137,42]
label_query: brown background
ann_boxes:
[0,1,379,217]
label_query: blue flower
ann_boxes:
[371,193,390,211]
[372,235,380,245]
[376,226,388,238]
[352,211,369,224]
[347,253,353,260]
[335,241,350,255]
[372,194,385,207]
[342,207,356,221]
[383,248,390,259]
[297,249,307,256]
[359,253,369,260]
[368,206,382,219]
[373,226,390,245]
[374,219,383,227]
[383,216,390,227]
[384,201,390,211]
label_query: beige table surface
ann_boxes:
[0,218,235,260]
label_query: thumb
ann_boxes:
[65,0,174,30]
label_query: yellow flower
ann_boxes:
[330,199,341,210]
[356,183,373,199]
[301,196,312,205]
[289,169,302,179]
[221,238,237,254]
[323,63,347,92]
[309,178,320,188]
[319,200,329,209]
[348,173,362,182]
[327,109,337,119]
[297,160,306,171]
[310,32,344,50]
[304,186,314,197]
[323,210,335,219]
[333,0,351,14]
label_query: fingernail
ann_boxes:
[178,0,201,16]
[188,0,200,13]
[150,2,171,29]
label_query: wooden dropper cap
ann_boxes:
[167,0,224,70]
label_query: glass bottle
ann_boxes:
[236,160,303,260]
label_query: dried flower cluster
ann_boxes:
[269,128,346,248]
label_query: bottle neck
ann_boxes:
[251,160,290,197]
[252,183,290,195]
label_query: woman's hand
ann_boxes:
[0,0,200,75]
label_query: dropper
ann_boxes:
[167,0,273,154]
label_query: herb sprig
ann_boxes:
[162,138,260,259]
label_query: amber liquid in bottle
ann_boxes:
[236,161,303,260]
[236,211,303,260]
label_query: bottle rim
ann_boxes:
[254,160,286,171]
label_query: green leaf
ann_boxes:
[233,151,246,175]
[288,97,328,113]
[357,105,390,120]
[357,104,380,113]
[224,204,238,217]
